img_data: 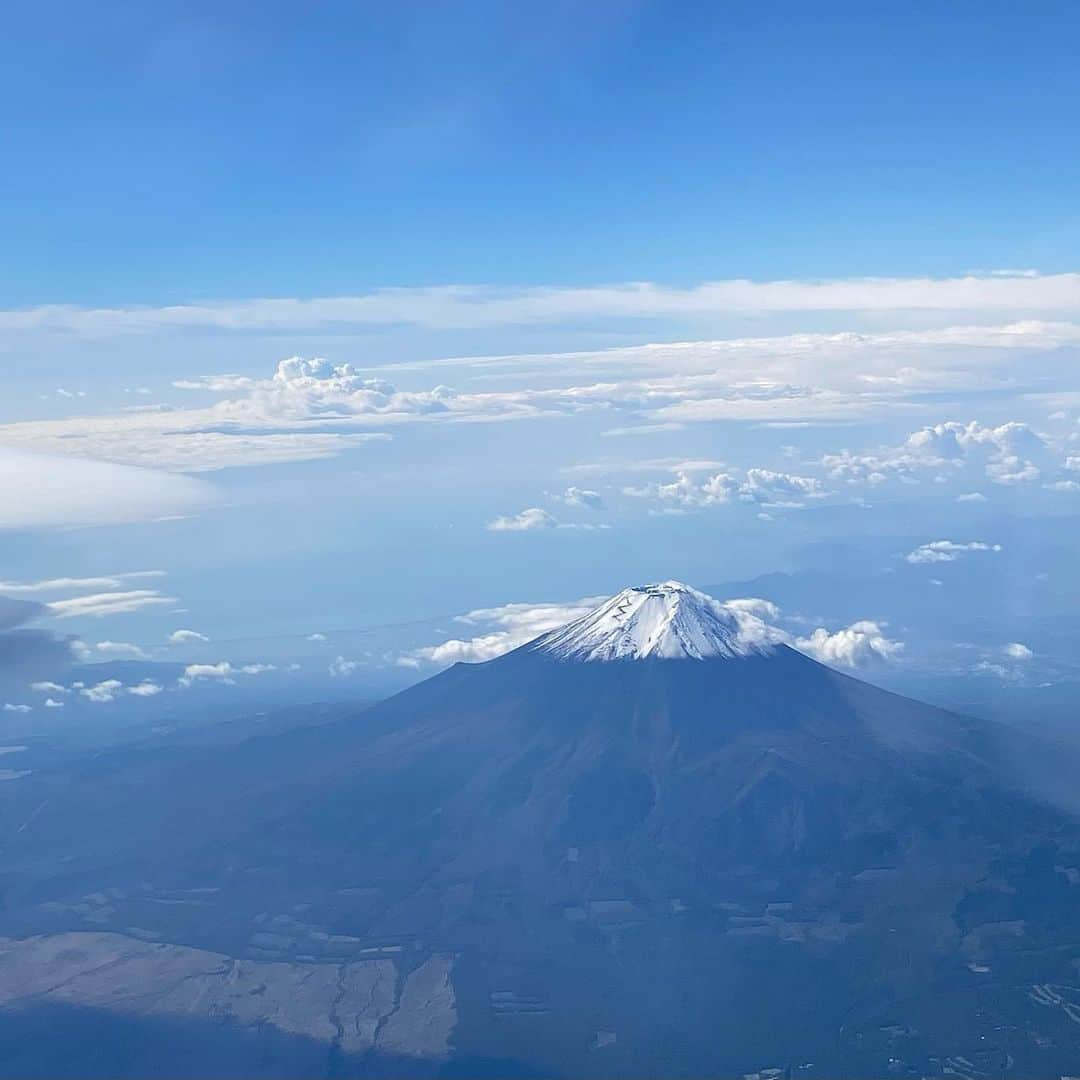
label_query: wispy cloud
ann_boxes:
[46,590,176,619]
[4,274,1080,337]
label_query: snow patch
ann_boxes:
[530,581,787,662]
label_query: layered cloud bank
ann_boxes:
[5,272,1080,336]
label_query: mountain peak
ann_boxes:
[529,580,787,662]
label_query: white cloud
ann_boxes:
[904,540,1003,564]
[2,703,31,713]
[329,656,360,677]
[0,571,165,595]
[179,662,234,685]
[794,621,904,667]
[487,507,558,532]
[956,491,988,502]
[624,468,823,510]
[46,590,176,619]
[94,641,148,659]
[239,663,276,675]
[0,447,211,530]
[561,486,604,510]
[128,681,163,697]
[30,681,67,695]
[1002,642,1034,660]
[824,421,1052,489]
[178,661,274,686]
[44,697,64,708]
[5,275,1080,337]
[80,679,123,703]
[306,632,327,642]
[168,629,209,645]
[410,596,604,664]
[4,318,1080,476]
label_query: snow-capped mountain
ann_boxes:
[530,580,786,661]
[5,581,1079,1078]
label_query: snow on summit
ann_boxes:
[529,581,787,662]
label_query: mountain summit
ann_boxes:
[529,580,786,662]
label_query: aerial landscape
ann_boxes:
[2,3,1080,1078]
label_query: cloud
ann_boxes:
[623,468,824,510]
[0,603,77,692]
[794,621,905,667]
[169,629,209,645]
[4,274,1080,338]
[80,679,123,703]
[561,486,604,510]
[1002,642,1034,660]
[46,590,176,619]
[0,447,211,529]
[410,597,605,664]
[128,681,163,696]
[306,632,327,642]
[406,592,901,671]
[31,681,67,695]
[178,661,275,686]
[2,703,31,713]
[329,656,360,677]
[904,540,1003,564]
[179,662,235,685]
[823,421,1058,489]
[44,697,64,708]
[487,507,558,532]
[4,319,1080,476]
[0,571,165,595]
[957,491,987,502]
[94,641,148,659]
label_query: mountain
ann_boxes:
[1,583,1079,1078]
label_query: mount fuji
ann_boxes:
[2,582,1079,1078]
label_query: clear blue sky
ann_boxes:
[3,1,1080,305]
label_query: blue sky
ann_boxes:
[4,0,1080,305]
[2,2,1080,719]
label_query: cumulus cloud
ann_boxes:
[794,621,904,667]
[178,661,275,686]
[624,467,823,510]
[487,507,558,532]
[169,629,209,645]
[1002,642,1034,660]
[31,681,67,695]
[823,420,1057,490]
[329,656,360,677]
[80,679,123,703]
[561,486,604,509]
[128,681,163,696]
[904,540,1003,564]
